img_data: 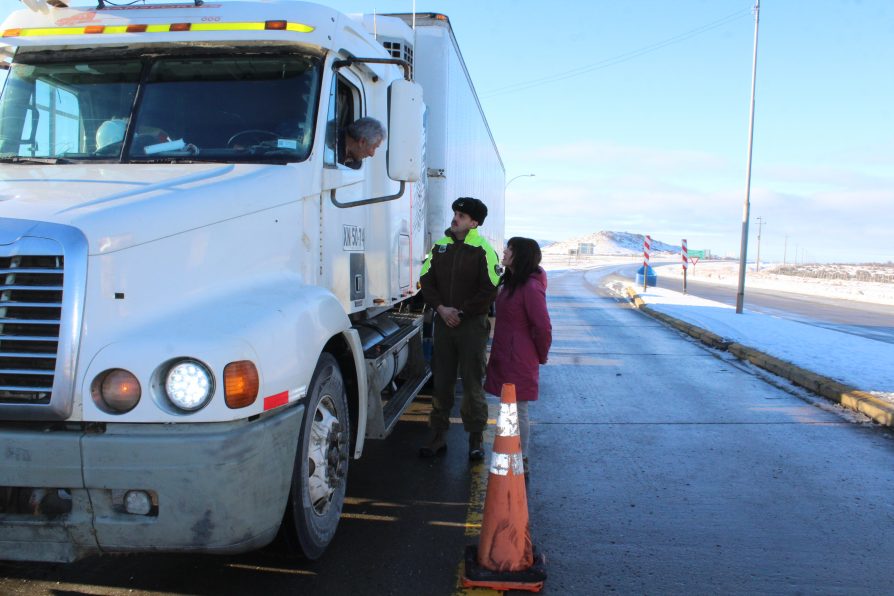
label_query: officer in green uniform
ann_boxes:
[419,197,501,461]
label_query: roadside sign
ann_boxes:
[689,249,706,259]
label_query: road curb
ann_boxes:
[625,287,894,427]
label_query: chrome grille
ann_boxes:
[0,255,64,405]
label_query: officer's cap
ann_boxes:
[451,197,488,225]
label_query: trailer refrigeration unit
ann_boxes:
[0,0,504,562]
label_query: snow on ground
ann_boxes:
[656,260,894,306]
[538,256,894,407]
[622,282,894,402]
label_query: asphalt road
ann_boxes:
[2,268,893,594]
[529,267,894,593]
[627,263,894,344]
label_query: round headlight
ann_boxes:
[92,369,141,414]
[164,359,214,411]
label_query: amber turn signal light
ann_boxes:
[224,360,259,409]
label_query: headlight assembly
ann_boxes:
[164,359,214,412]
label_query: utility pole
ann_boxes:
[783,234,788,266]
[736,0,760,314]
[754,216,765,271]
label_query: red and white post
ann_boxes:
[682,238,688,294]
[642,235,651,291]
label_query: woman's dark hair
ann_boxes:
[500,237,542,295]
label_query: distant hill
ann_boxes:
[542,231,679,256]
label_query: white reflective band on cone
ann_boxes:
[489,452,524,476]
[497,403,519,437]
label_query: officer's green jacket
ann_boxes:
[420,228,501,316]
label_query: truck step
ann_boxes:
[379,366,431,437]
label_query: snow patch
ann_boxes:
[542,230,679,256]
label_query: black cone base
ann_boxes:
[461,544,547,592]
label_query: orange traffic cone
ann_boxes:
[462,383,547,592]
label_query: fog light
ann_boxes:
[91,369,141,414]
[124,490,152,516]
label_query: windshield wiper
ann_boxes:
[0,156,72,165]
[135,155,289,165]
[135,158,234,165]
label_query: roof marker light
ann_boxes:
[84,25,105,34]
[265,20,287,30]
[127,24,148,33]
[169,23,192,32]
[2,29,22,38]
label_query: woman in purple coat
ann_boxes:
[484,237,552,477]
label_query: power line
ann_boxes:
[482,7,751,98]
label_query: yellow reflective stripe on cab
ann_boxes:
[3,21,313,38]
[6,27,85,37]
[191,22,314,33]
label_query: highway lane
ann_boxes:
[528,267,894,593]
[620,263,894,344]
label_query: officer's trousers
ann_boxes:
[429,313,490,433]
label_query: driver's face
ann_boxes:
[358,138,382,159]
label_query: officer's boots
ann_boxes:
[419,428,448,457]
[468,431,485,461]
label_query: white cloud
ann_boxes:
[501,139,893,262]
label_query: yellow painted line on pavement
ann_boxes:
[340,512,399,522]
[450,416,497,425]
[343,497,407,508]
[452,402,501,596]
[226,563,317,576]
[429,520,481,529]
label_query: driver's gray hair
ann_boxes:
[346,117,386,145]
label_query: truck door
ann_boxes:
[321,69,369,312]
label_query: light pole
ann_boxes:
[754,216,765,272]
[504,174,535,238]
[735,0,760,314]
[505,173,535,190]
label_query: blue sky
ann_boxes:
[2,0,892,263]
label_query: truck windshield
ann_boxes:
[0,54,321,164]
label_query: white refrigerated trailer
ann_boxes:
[0,0,503,562]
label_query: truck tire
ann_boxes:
[282,352,350,559]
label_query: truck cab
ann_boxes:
[0,0,502,563]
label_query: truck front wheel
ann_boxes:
[283,353,350,559]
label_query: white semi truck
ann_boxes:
[0,0,504,562]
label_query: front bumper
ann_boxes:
[0,405,303,563]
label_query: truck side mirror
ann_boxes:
[387,80,424,182]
